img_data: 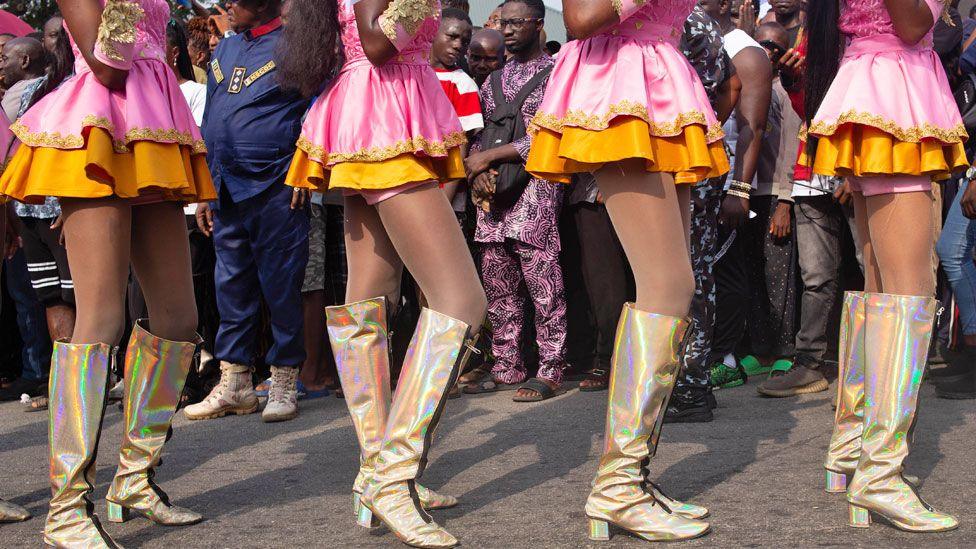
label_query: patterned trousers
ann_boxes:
[481,240,568,384]
[677,180,723,395]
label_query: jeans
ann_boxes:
[4,249,50,382]
[936,179,976,336]
[793,194,860,367]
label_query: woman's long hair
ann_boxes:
[27,15,74,110]
[803,0,842,129]
[167,20,197,82]
[276,0,341,97]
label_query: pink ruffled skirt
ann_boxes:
[526,23,728,184]
[286,57,465,192]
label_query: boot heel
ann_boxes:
[106,502,132,523]
[357,503,379,528]
[849,504,871,528]
[588,518,611,541]
[825,471,847,493]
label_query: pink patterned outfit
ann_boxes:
[285,0,465,199]
[525,0,728,183]
[807,0,966,194]
[0,0,213,204]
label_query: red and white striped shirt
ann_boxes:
[435,68,484,132]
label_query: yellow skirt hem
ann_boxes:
[286,147,465,192]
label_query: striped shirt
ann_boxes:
[435,68,484,132]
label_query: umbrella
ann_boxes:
[0,10,33,37]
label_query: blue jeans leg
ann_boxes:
[4,249,50,381]
[936,180,976,336]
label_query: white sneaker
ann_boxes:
[184,362,258,420]
[262,366,299,423]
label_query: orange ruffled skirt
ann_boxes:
[801,125,967,182]
[526,116,729,184]
[285,145,465,193]
[0,127,214,204]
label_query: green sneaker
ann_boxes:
[710,362,746,389]
[739,355,772,377]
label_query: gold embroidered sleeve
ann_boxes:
[378,0,436,51]
[95,0,145,64]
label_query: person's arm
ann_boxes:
[355,0,436,65]
[715,72,741,124]
[58,0,136,89]
[885,0,936,45]
[563,0,642,41]
[732,47,772,190]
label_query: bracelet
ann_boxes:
[727,189,750,199]
[729,179,752,192]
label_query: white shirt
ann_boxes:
[180,80,207,214]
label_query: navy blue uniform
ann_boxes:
[202,18,310,368]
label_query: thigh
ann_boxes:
[129,201,198,340]
[864,191,936,296]
[375,183,486,328]
[595,160,693,316]
[852,191,882,293]
[343,194,403,304]
[60,197,132,343]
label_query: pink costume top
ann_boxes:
[809,0,964,145]
[294,0,464,183]
[11,0,205,155]
[530,0,723,144]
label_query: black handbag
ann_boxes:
[479,65,553,210]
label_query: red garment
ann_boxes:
[434,67,484,132]
[789,35,812,181]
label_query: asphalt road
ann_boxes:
[1,379,973,548]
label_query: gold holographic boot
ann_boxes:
[360,308,478,548]
[326,298,458,528]
[846,294,958,532]
[0,498,30,523]
[45,341,122,548]
[824,292,867,494]
[105,320,203,526]
[584,304,710,542]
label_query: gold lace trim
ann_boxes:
[530,100,725,142]
[11,115,207,155]
[96,0,145,61]
[611,0,647,17]
[808,110,967,144]
[296,131,467,164]
[379,0,436,45]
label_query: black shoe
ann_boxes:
[664,389,714,423]
[935,371,976,399]
[929,344,976,380]
[0,377,45,401]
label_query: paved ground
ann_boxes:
[1,378,974,548]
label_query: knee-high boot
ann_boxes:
[824,292,867,493]
[847,294,957,532]
[585,304,710,542]
[325,298,457,527]
[105,320,203,526]
[360,308,477,548]
[45,341,121,548]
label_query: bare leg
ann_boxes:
[864,192,936,297]
[343,195,404,305]
[46,302,76,342]
[128,201,199,342]
[852,192,882,293]
[375,184,486,331]
[595,160,694,317]
[60,198,132,344]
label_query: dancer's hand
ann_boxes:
[291,188,308,210]
[50,215,65,246]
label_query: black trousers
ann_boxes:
[573,202,634,371]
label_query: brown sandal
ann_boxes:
[579,368,609,392]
